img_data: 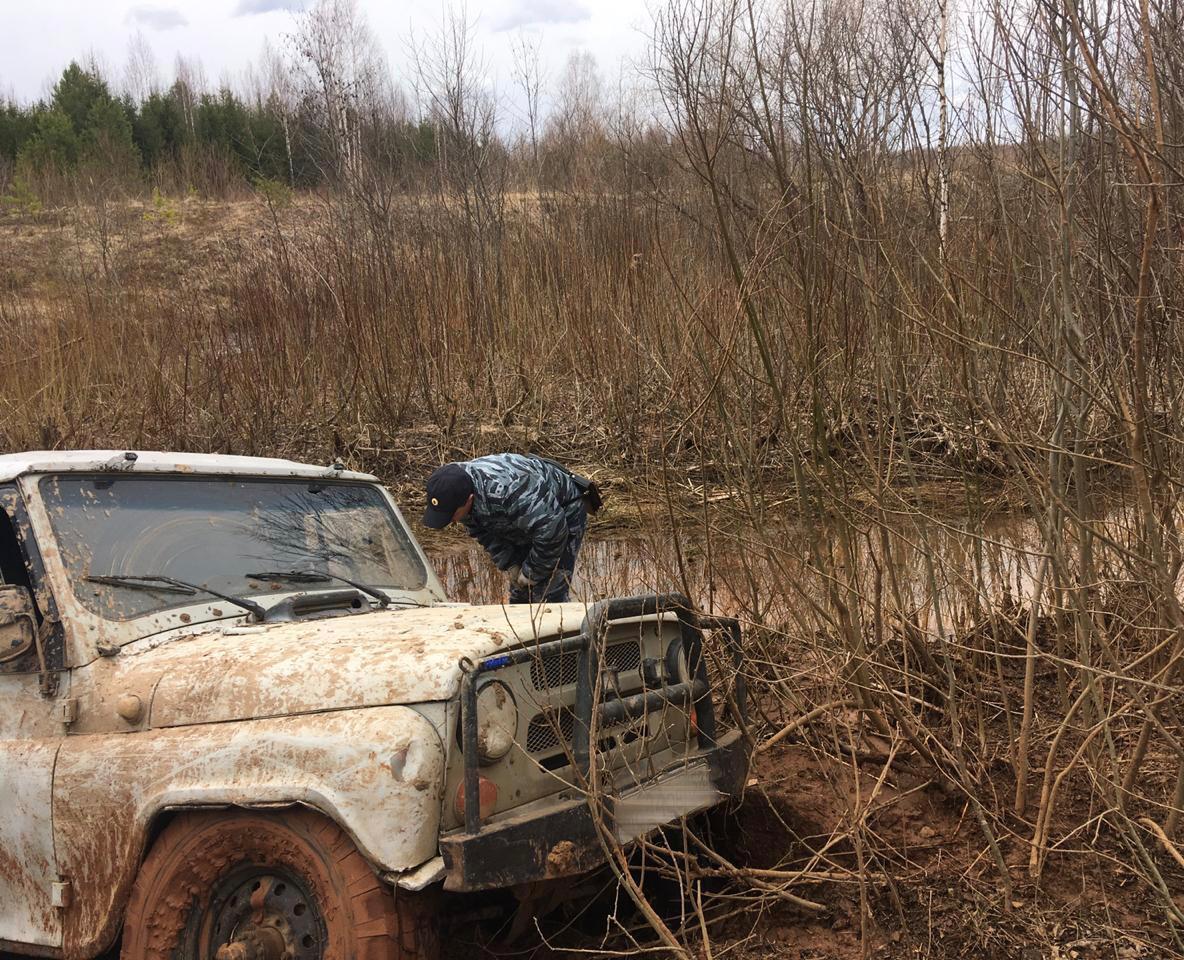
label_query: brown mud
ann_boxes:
[428,512,1184,960]
[438,735,1176,959]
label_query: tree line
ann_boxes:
[0,59,447,197]
[0,1,628,204]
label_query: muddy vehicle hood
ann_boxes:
[91,604,590,729]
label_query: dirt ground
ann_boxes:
[431,732,1181,960]
[424,535,1180,956]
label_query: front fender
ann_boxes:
[53,705,445,959]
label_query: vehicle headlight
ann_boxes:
[666,641,691,685]
[475,680,517,764]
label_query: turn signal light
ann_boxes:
[454,776,498,822]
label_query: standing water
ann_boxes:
[424,506,1118,637]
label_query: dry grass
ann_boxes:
[6,0,1184,951]
[0,191,735,473]
[3,174,1184,954]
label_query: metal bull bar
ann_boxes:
[458,593,746,836]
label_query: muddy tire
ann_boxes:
[120,808,437,960]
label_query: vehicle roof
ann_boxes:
[0,450,378,483]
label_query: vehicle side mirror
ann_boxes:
[0,584,37,664]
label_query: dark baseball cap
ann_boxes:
[422,463,475,528]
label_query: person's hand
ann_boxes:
[506,564,522,582]
[514,569,535,589]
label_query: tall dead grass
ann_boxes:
[4,0,1184,953]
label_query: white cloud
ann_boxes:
[493,0,592,32]
[233,0,308,15]
[2,0,645,107]
[125,5,188,29]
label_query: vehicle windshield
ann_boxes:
[39,474,427,621]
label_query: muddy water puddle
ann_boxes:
[426,506,1111,632]
[431,537,666,607]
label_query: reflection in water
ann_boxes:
[432,538,669,607]
[431,506,1138,638]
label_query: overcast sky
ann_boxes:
[0,0,653,123]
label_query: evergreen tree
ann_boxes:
[1,48,460,192]
[18,109,79,170]
[51,62,112,137]
[83,94,139,167]
[196,89,251,165]
[246,101,290,182]
[15,63,139,173]
[0,102,38,165]
[134,90,188,167]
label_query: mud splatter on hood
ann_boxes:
[103,603,592,729]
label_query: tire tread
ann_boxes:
[119,809,436,960]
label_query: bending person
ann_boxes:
[422,453,599,604]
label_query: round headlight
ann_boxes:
[666,641,691,685]
[475,680,518,764]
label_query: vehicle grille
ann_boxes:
[529,640,643,690]
[525,707,649,762]
[608,640,642,676]
[526,708,575,754]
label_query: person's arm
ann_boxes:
[513,487,570,585]
[467,523,518,571]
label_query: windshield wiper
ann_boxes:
[246,569,392,608]
[85,574,267,621]
[85,575,196,596]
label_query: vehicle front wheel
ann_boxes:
[120,809,436,960]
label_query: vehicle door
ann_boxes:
[0,484,66,950]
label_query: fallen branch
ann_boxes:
[1139,817,1184,871]
[758,700,853,752]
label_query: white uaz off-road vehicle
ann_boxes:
[0,451,747,960]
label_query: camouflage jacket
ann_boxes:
[460,454,585,583]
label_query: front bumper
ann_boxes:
[438,729,748,892]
